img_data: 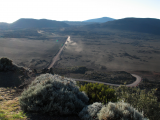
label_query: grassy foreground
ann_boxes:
[0,87,26,120]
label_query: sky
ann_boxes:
[0,0,160,23]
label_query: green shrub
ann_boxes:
[79,83,117,104]
[114,85,160,120]
[79,102,103,120]
[19,74,89,116]
[97,101,148,120]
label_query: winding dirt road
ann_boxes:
[48,36,142,87]
[73,74,141,87]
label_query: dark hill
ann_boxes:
[0,22,10,29]
[1,18,69,29]
[86,18,160,35]
[11,18,69,29]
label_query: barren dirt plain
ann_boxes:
[1,29,160,73]
[56,29,160,72]
[0,31,67,69]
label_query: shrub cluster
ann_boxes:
[19,74,159,119]
[114,85,160,120]
[19,74,89,116]
[79,102,103,120]
[78,101,148,120]
[79,83,117,104]
[97,101,148,120]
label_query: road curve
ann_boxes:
[126,74,142,87]
[72,74,141,87]
[47,36,142,87]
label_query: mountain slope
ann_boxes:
[11,18,69,29]
[63,17,115,26]
[0,22,9,29]
[86,18,160,35]
[0,18,69,29]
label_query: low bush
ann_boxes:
[79,102,103,120]
[97,101,148,120]
[79,83,117,104]
[19,74,89,116]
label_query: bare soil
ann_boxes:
[0,35,67,70]
[56,31,160,72]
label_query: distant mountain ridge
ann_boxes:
[0,17,115,28]
[63,21,94,26]
[1,17,160,35]
[63,17,115,25]
[83,17,115,23]
[0,18,69,29]
[85,18,160,35]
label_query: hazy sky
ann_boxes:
[0,0,160,23]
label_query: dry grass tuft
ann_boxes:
[0,87,26,120]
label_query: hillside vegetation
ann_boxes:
[1,72,159,119]
[17,73,151,120]
[0,59,160,120]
